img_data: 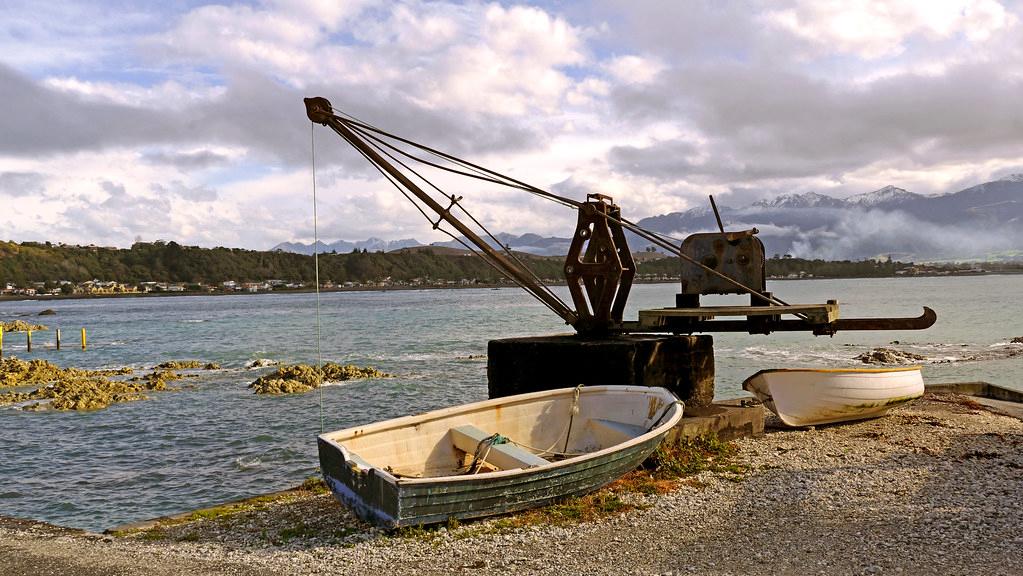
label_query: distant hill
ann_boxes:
[633,175,1023,261]
[272,175,1023,262]
[277,233,573,258]
[273,237,423,255]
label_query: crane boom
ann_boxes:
[304,96,579,327]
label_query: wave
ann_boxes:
[233,455,263,470]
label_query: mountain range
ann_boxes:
[274,175,1023,262]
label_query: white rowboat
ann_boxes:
[742,367,924,427]
[317,385,683,528]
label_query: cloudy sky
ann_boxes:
[1,0,1022,249]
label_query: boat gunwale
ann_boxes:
[742,366,922,389]
[318,385,683,486]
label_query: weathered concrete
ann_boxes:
[487,334,715,407]
[925,381,1023,420]
[925,381,1023,403]
[667,399,765,442]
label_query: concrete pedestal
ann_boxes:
[668,400,765,442]
[487,334,715,407]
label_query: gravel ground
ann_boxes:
[3,392,1021,576]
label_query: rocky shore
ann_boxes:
[2,391,1021,575]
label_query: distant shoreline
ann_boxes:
[1,271,1020,304]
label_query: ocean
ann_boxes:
[1,275,1021,532]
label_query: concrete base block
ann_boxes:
[666,399,765,443]
[487,333,715,407]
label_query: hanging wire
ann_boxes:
[311,122,324,434]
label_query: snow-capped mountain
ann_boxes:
[272,176,1023,261]
[635,178,1023,260]
[752,191,847,209]
[846,185,927,208]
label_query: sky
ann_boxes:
[1,0,1022,250]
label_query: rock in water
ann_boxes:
[249,362,390,395]
[154,360,205,370]
[38,309,57,316]
[855,347,927,365]
[0,320,48,332]
[0,359,175,411]
[246,359,281,369]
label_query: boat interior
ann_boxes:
[322,387,672,478]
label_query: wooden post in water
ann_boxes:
[27,329,32,352]
[56,328,61,350]
[81,328,87,350]
[0,327,4,357]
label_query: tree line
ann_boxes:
[0,241,564,287]
[1,240,1010,290]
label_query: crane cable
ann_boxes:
[311,122,324,435]
[326,106,810,323]
[326,122,574,322]
[338,121,568,312]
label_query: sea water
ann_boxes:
[1,275,1020,531]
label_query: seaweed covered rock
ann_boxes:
[320,362,388,382]
[38,309,57,316]
[249,362,390,395]
[1011,336,1023,344]
[0,358,65,388]
[855,347,927,365]
[249,364,322,395]
[154,360,220,370]
[0,358,183,411]
[131,370,186,390]
[1,320,48,332]
[154,360,205,370]
[2,374,157,411]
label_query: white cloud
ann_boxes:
[2,0,1023,254]
[43,77,226,110]
[605,55,664,85]
[765,0,1015,59]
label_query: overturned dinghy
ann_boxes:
[318,385,683,528]
[742,366,924,427]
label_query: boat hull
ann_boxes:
[742,367,924,427]
[318,385,683,528]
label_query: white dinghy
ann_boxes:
[317,385,683,528]
[742,366,924,427]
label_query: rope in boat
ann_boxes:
[311,122,325,435]
[467,433,509,474]
[648,400,685,432]
[563,384,582,454]
[508,384,586,459]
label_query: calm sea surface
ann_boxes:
[1,276,1021,531]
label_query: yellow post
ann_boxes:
[0,326,4,357]
[81,328,87,350]
[56,328,61,350]
[27,329,32,352]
